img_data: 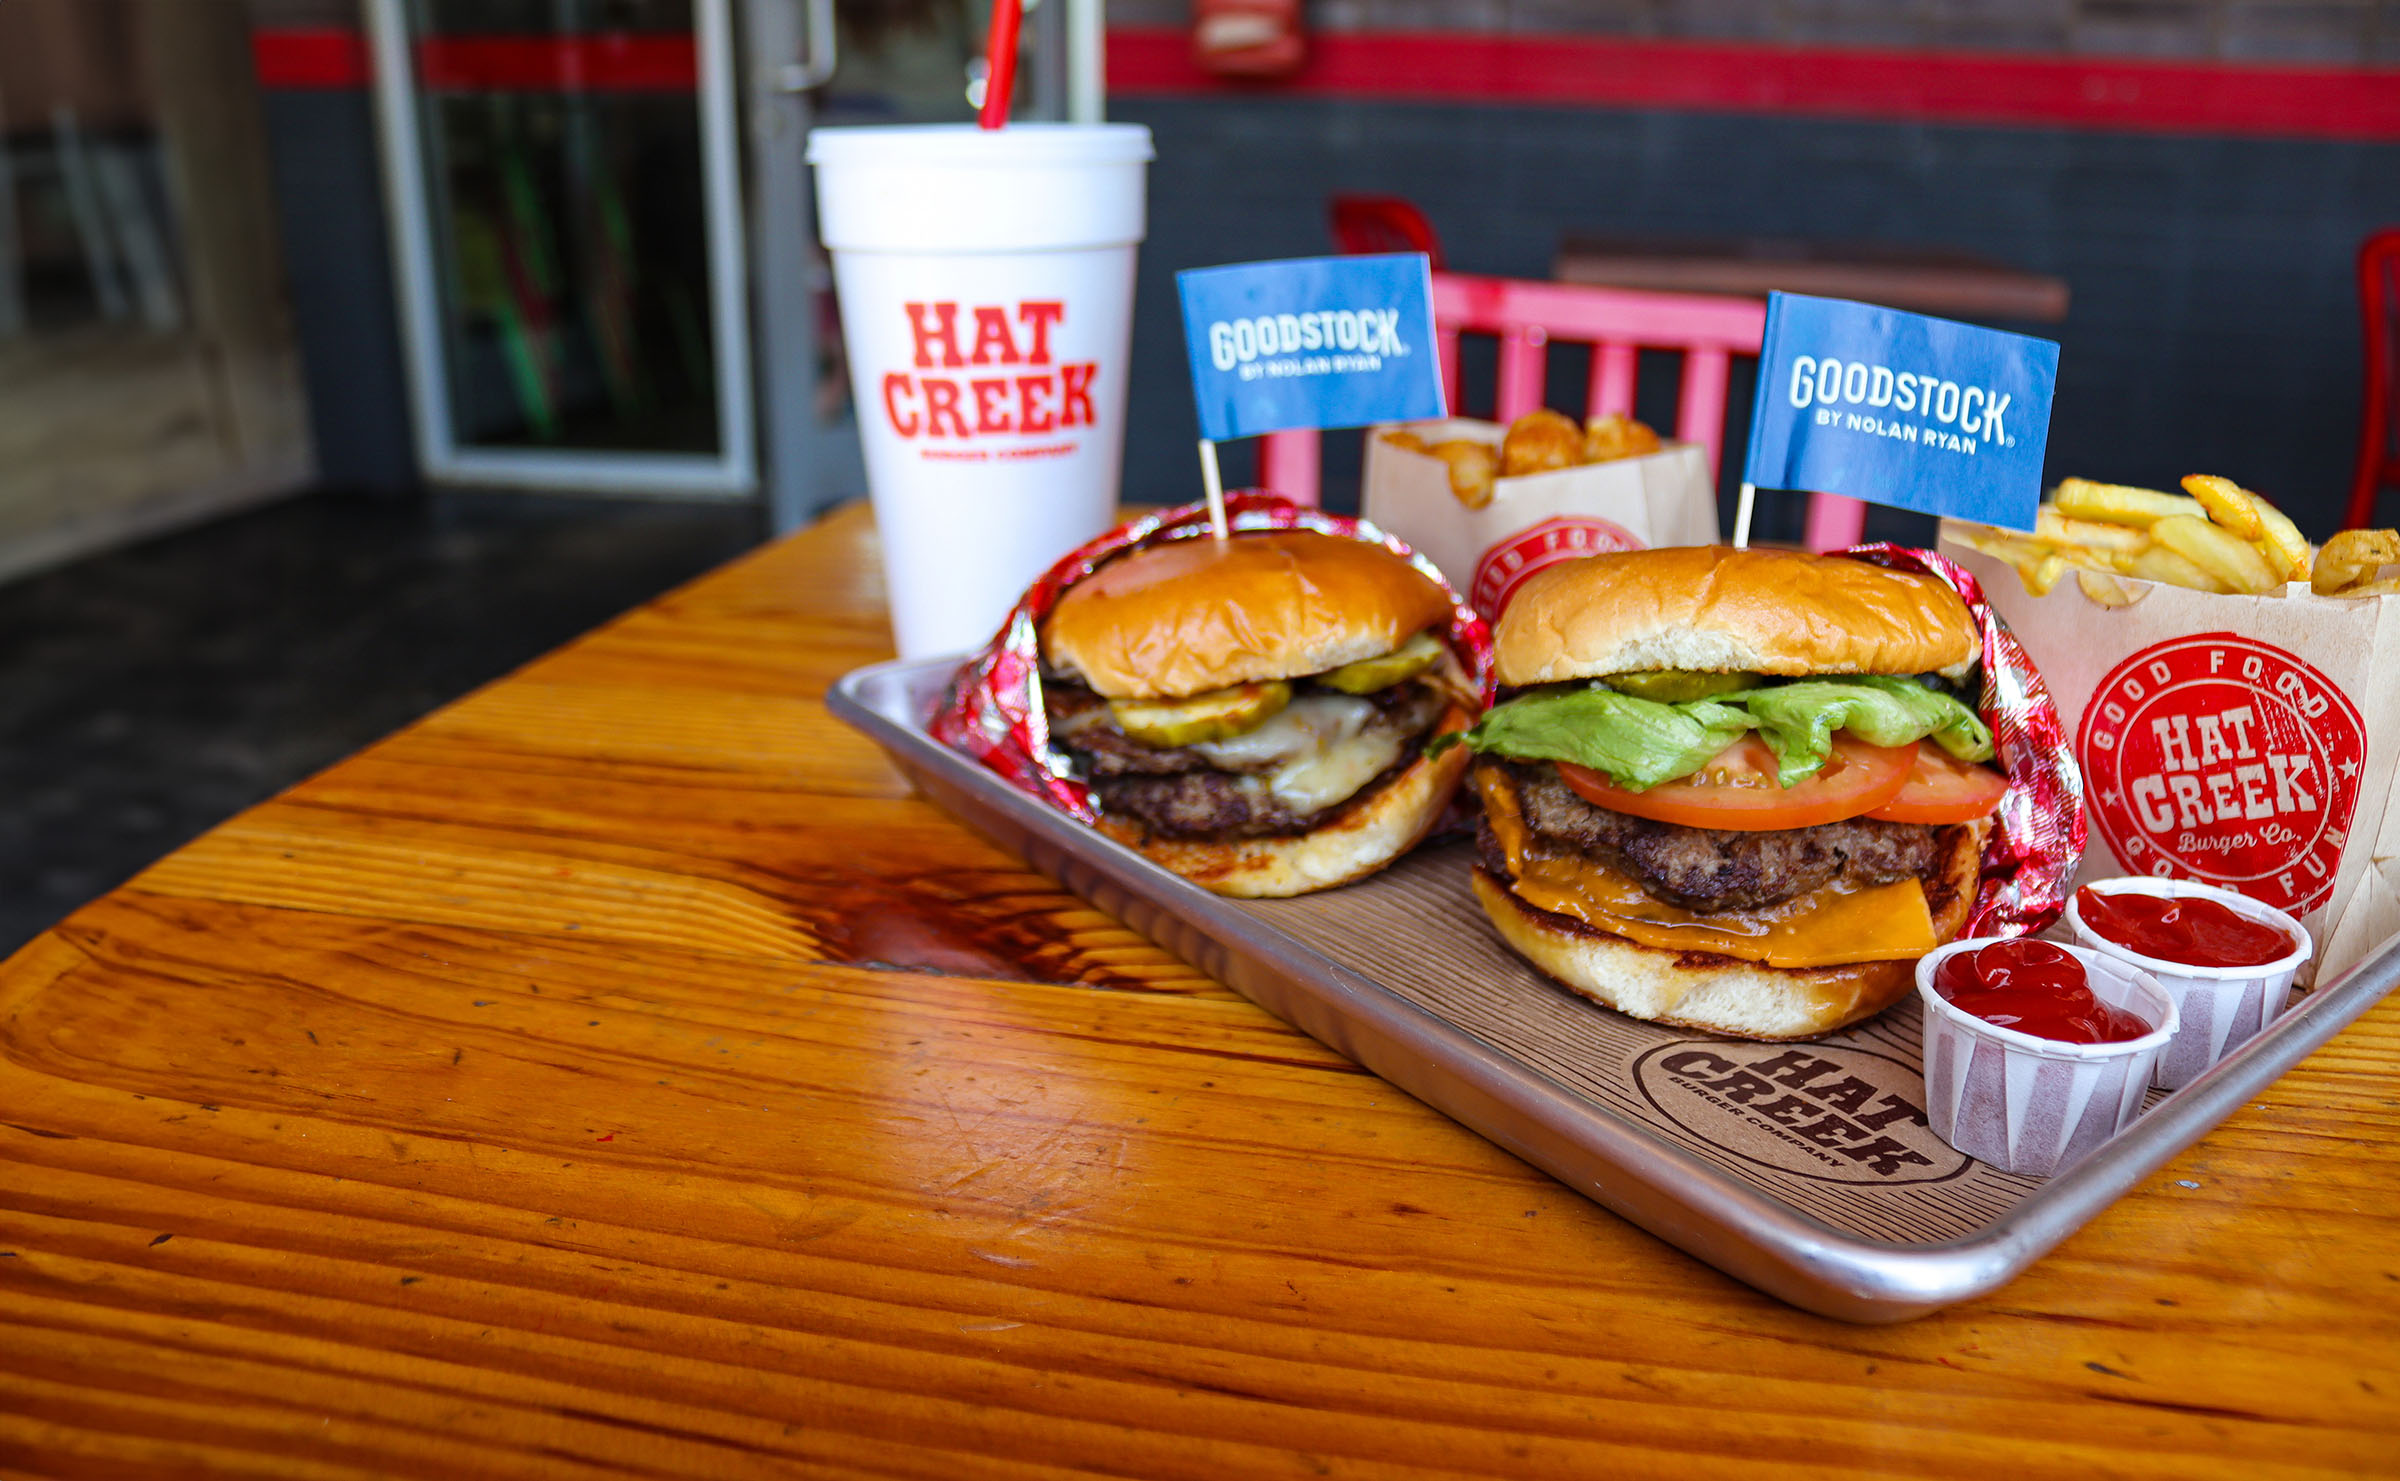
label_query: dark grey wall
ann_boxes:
[1115,96,2399,541]
[259,88,419,496]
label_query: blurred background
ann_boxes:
[3,0,2395,950]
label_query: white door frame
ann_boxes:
[363,0,757,497]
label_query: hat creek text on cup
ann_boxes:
[883,299,1099,449]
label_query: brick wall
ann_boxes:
[1116,0,2400,63]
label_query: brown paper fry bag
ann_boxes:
[1364,419,1720,622]
[1943,525,2400,984]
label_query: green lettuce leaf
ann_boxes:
[1440,676,1992,791]
[1739,677,1994,785]
[1433,689,1756,792]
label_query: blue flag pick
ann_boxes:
[1741,292,2058,538]
[1176,255,1446,443]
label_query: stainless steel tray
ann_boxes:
[829,654,2400,1322]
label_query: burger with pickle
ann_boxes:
[1039,529,1479,897]
[1442,545,2005,1040]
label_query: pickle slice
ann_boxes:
[1601,670,1762,703]
[1317,631,1446,695]
[1110,680,1292,747]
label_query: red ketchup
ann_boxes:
[2075,887,2295,969]
[1933,939,2153,1045]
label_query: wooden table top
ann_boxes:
[6,501,2396,1478]
[1555,233,2071,323]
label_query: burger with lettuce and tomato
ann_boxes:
[1440,545,2004,1040]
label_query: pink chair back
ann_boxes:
[1257,270,1871,551]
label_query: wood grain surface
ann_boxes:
[5,501,2397,1478]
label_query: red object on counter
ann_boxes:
[2076,887,2296,969]
[1934,939,2153,1045]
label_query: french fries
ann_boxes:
[2312,528,2400,596]
[2182,474,2262,539]
[1957,473,2321,602]
[2035,507,2149,557]
[2019,551,2069,597]
[1428,439,1498,510]
[2075,570,2145,607]
[1583,412,1662,464]
[2253,502,2312,581]
[2150,513,2279,594]
[1498,409,1583,477]
[2053,478,2206,528]
[2127,542,2227,592]
[1390,410,1667,509]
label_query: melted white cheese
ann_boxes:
[1189,691,1372,766]
[1193,693,1404,813]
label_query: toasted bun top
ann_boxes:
[1043,530,1452,699]
[1493,545,1977,685]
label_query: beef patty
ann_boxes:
[1044,679,1448,839]
[1501,761,1946,911]
[1093,758,1419,839]
[1046,681,1443,777]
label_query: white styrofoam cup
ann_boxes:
[808,124,1154,658]
[2066,878,2311,1090]
[1917,939,2178,1178]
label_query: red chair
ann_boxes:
[2347,230,2400,530]
[1258,271,1874,551]
[1329,194,1446,270]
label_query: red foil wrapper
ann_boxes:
[931,491,1495,825]
[1844,543,2088,939]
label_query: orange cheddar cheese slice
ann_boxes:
[1474,765,1937,970]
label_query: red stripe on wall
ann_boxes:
[1109,27,2400,142]
[414,36,697,92]
[249,30,696,93]
[251,28,370,90]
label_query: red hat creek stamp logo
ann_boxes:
[1470,516,1644,618]
[2078,634,2366,914]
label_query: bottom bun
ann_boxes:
[1472,818,1988,1041]
[1098,706,1473,898]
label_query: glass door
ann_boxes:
[366,0,754,496]
[0,0,313,581]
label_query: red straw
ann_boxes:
[978,0,1023,129]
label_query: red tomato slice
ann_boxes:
[1556,734,1914,832]
[1865,741,2010,823]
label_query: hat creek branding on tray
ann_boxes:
[1632,1042,1970,1186]
[1178,254,1446,442]
[2079,635,2367,914]
[1743,291,2059,531]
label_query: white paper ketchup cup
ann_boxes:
[1916,939,2178,1178]
[2066,878,2311,1091]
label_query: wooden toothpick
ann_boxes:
[1198,440,1229,543]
